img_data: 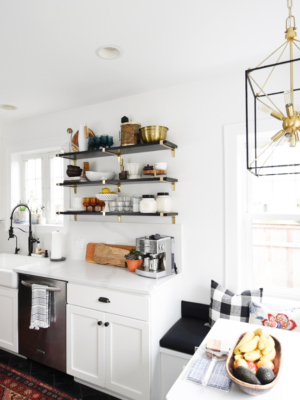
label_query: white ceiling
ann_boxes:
[0,0,298,123]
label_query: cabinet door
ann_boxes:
[67,305,105,387]
[105,313,150,400]
[0,287,18,353]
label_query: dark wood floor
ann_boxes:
[0,348,118,400]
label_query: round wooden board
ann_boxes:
[72,128,95,152]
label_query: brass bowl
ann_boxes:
[140,126,168,143]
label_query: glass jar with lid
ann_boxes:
[156,192,172,212]
[139,195,157,213]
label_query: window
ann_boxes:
[246,171,300,294]
[23,152,64,224]
[224,122,300,300]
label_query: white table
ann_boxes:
[167,318,299,399]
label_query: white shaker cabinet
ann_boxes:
[67,305,105,387]
[67,277,182,400]
[0,287,18,353]
[105,313,150,400]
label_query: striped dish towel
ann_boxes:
[29,284,50,330]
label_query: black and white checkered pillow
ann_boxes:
[208,280,263,327]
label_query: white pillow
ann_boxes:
[249,301,300,332]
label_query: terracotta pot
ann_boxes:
[126,259,143,273]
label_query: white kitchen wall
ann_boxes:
[0,69,245,303]
[0,125,4,221]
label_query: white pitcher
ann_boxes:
[78,123,88,151]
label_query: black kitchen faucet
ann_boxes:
[9,203,39,256]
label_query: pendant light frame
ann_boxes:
[246,0,300,177]
[246,57,300,177]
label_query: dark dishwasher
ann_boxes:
[18,273,67,373]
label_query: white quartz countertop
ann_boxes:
[14,259,180,295]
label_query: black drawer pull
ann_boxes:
[104,322,109,327]
[98,297,110,303]
[97,321,103,326]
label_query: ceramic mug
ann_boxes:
[73,198,84,210]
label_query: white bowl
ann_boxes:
[96,193,118,201]
[154,162,167,170]
[86,171,115,181]
[125,163,143,178]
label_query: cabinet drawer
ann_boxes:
[67,283,150,321]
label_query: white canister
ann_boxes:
[78,123,89,151]
[156,192,172,212]
[139,195,157,213]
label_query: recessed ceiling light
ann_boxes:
[0,104,17,110]
[95,45,123,60]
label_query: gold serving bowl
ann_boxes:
[140,126,169,143]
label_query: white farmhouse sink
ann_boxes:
[0,253,48,289]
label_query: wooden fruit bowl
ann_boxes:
[226,332,282,396]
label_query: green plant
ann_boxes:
[125,249,142,260]
[18,201,27,212]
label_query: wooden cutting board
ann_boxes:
[86,242,135,264]
[94,244,130,268]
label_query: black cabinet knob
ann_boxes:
[98,297,110,303]
[104,322,109,327]
[97,321,102,326]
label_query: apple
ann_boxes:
[247,361,258,374]
[256,360,275,371]
[233,359,248,369]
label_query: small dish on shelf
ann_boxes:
[142,169,166,176]
[96,193,118,201]
[86,171,115,181]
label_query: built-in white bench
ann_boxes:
[159,301,210,400]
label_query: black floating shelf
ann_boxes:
[58,177,178,187]
[57,211,178,217]
[56,140,177,160]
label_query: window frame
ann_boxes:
[224,120,300,301]
[22,151,64,225]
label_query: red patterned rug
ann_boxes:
[0,363,77,400]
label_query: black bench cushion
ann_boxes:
[181,301,209,321]
[160,317,210,355]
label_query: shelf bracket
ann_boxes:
[74,215,77,222]
[172,216,176,224]
[154,169,157,178]
[118,215,122,223]
[74,159,77,166]
[172,182,176,191]
[118,183,121,193]
[102,179,106,185]
[160,140,176,157]
[103,212,106,217]
[102,148,119,156]
[74,185,77,194]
